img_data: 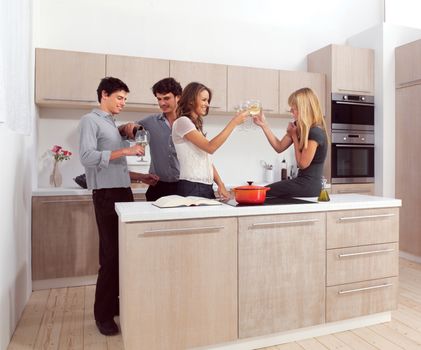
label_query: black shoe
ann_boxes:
[96,319,119,336]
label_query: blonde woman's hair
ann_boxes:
[288,87,328,150]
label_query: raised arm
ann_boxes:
[253,112,292,153]
[183,111,248,154]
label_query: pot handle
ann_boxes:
[247,181,253,186]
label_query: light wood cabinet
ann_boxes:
[35,48,105,108]
[279,70,326,115]
[325,208,399,321]
[308,44,374,95]
[326,277,398,322]
[238,212,325,338]
[170,60,227,111]
[31,193,145,282]
[32,195,99,280]
[395,39,421,87]
[119,217,237,350]
[227,65,279,113]
[395,42,421,257]
[106,55,169,110]
[330,183,375,195]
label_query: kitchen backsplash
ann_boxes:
[37,108,294,188]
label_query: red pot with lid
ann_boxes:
[232,181,271,204]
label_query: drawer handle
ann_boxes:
[338,248,395,258]
[140,225,225,236]
[125,102,158,106]
[338,283,393,295]
[338,88,372,93]
[251,218,320,228]
[338,213,395,221]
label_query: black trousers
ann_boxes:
[177,180,216,199]
[145,180,178,201]
[92,187,134,322]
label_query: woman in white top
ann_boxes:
[172,82,248,199]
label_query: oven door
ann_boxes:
[331,143,375,183]
[331,100,374,131]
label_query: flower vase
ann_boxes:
[50,161,62,187]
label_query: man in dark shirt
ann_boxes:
[119,77,182,201]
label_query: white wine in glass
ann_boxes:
[135,128,150,162]
[247,99,262,116]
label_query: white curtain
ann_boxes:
[0,0,32,134]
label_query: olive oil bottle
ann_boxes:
[318,176,330,202]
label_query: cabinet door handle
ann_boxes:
[209,106,222,110]
[44,98,97,103]
[338,213,395,221]
[397,79,421,88]
[140,225,225,236]
[40,199,92,204]
[251,218,320,228]
[337,189,370,194]
[337,88,372,93]
[125,102,158,106]
[338,248,395,258]
[338,283,393,295]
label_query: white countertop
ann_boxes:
[115,194,401,223]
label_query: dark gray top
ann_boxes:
[137,113,179,183]
[267,126,328,197]
[79,108,130,190]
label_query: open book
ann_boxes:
[153,195,222,208]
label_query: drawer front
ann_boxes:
[327,208,399,249]
[327,242,398,286]
[326,277,398,322]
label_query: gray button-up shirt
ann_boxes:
[79,108,130,190]
[138,113,179,182]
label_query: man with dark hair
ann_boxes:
[79,77,158,336]
[119,77,182,201]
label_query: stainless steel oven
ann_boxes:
[331,130,374,184]
[331,93,374,131]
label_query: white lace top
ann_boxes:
[172,116,213,185]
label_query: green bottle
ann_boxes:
[318,176,330,202]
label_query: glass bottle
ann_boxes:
[281,159,287,181]
[318,176,330,202]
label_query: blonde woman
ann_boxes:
[172,82,248,199]
[253,87,329,197]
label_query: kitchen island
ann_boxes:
[115,194,401,350]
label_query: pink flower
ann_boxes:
[50,145,72,162]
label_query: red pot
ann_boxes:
[233,181,271,204]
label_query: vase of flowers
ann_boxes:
[49,145,72,187]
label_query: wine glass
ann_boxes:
[135,128,150,162]
[234,100,261,132]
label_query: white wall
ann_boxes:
[0,0,34,348]
[33,0,384,188]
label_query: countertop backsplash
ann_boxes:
[37,108,294,189]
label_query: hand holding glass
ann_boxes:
[135,128,150,162]
[234,100,261,132]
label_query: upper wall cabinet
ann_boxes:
[35,48,106,107]
[227,66,279,113]
[395,39,421,87]
[308,44,374,96]
[279,70,326,115]
[170,60,227,112]
[106,55,169,109]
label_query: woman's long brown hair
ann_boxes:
[176,82,212,135]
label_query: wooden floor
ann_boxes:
[7,258,421,350]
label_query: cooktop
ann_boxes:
[224,197,317,207]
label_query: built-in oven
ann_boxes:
[331,130,374,184]
[331,93,374,131]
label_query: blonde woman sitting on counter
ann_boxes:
[172,82,248,199]
[253,87,329,197]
